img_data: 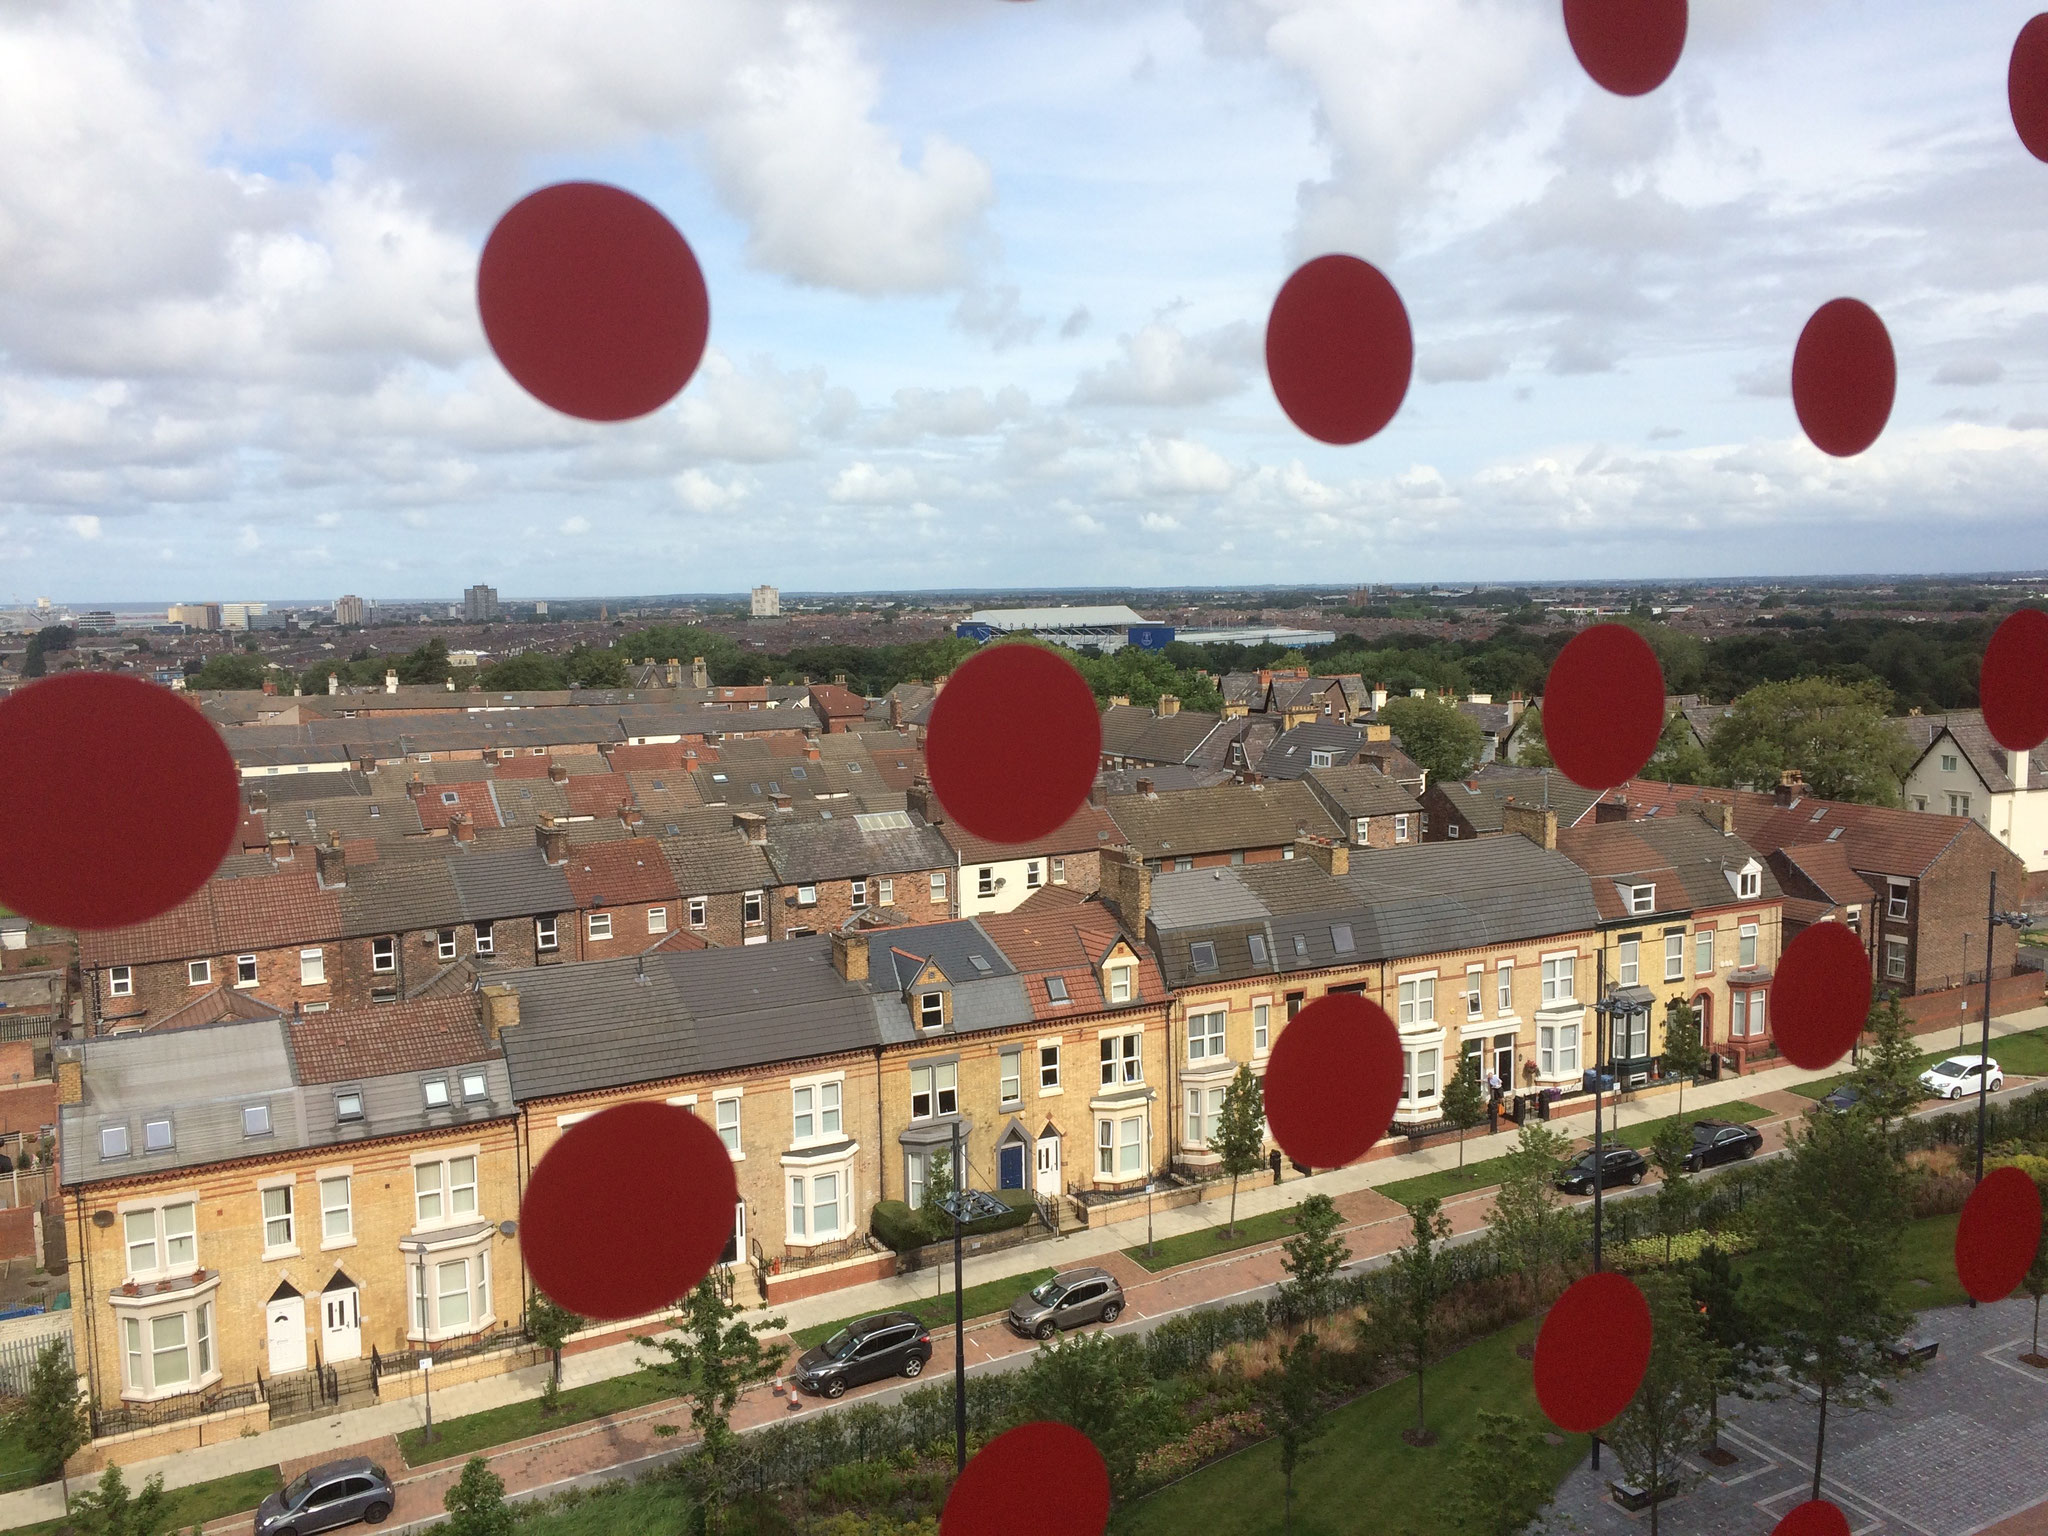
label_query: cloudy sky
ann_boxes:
[5,0,2048,603]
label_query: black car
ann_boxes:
[254,1458,394,1536]
[1818,1083,1863,1115]
[792,1311,932,1399]
[1554,1146,1648,1193]
[1682,1119,1763,1171]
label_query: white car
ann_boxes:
[1918,1056,2004,1100]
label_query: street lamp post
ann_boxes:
[950,1119,966,1475]
[1978,873,2035,1187]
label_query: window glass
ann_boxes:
[437,1259,471,1328]
[1618,939,1639,986]
[144,1118,173,1153]
[125,1210,158,1275]
[263,1185,294,1248]
[1189,1009,1226,1062]
[1497,964,1513,1012]
[1000,1050,1021,1104]
[1252,1001,1270,1052]
[163,1202,195,1267]
[451,1156,477,1216]
[1665,933,1684,981]
[321,1176,352,1241]
[1040,1044,1060,1088]
[1695,929,1714,974]
[150,1313,190,1389]
[415,1161,443,1223]
[1739,924,1758,968]
[717,1097,741,1150]
[243,1103,271,1137]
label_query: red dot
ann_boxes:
[924,646,1101,844]
[1981,608,2048,752]
[1540,625,1665,791]
[0,675,239,930]
[1774,1502,1851,1536]
[1265,255,1413,445]
[1955,1165,2045,1304]
[1533,1271,1652,1433]
[1563,0,1687,97]
[942,1422,1109,1536]
[2012,16,2048,162]
[1262,994,1403,1170]
[1791,298,1895,457]
[478,183,710,422]
[1770,921,1872,1071]
[520,1101,738,1320]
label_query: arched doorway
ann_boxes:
[1692,992,1713,1048]
[321,1271,361,1363]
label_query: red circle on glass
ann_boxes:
[924,646,1101,844]
[1770,921,1872,1071]
[942,1421,1109,1536]
[1956,1165,2045,1304]
[1533,1272,1652,1432]
[1541,624,1665,791]
[521,1101,738,1319]
[1791,298,1895,457]
[1266,255,1413,445]
[1263,993,1403,1170]
[478,182,710,422]
[2012,16,2048,162]
[0,674,239,929]
[1774,1502,1851,1536]
[1563,0,1687,96]
[1981,608,2048,752]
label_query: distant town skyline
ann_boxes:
[6,2,2048,597]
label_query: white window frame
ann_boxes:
[1039,1042,1062,1091]
[121,1197,199,1281]
[299,947,325,985]
[1026,861,1042,889]
[320,1174,353,1246]
[474,921,494,956]
[372,936,396,974]
[1628,885,1655,915]
[411,1151,480,1231]
[409,1245,494,1344]
[1885,938,1908,980]
[931,871,948,902]
[918,991,945,1031]
[647,906,668,935]
[436,929,457,960]
[1496,963,1513,1014]
[789,1074,844,1146]
[109,965,132,997]
[879,877,894,906]
[1000,1049,1022,1106]
[1106,961,1134,1004]
[187,959,211,987]
[1099,1031,1143,1086]
[788,1170,849,1245]
[1397,973,1436,1026]
[715,1093,743,1156]
[587,912,613,941]
[1188,1007,1227,1064]
[1402,1045,1441,1103]
[743,891,765,926]
[1538,1021,1579,1077]
[115,1286,220,1401]
[1540,953,1575,1005]
[1394,813,1411,843]
[978,867,996,898]
[235,955,258,987]
[1052,857,1067,884]
[1186,1083,1227,1147]
[1465,964,1484,1019]
[1617,938,1639,988]
[536,916,558,952]
[1739,922,1758,969]
[910,1061,958,1120]
[1664,932,1684,982]
[1695,928,1714,975]
[685,897,708,929]
[1251,998,1271,1055]
[261,1181,296,1256]
[1739,866,1762,900]
[1887,880,1910,920]
[851,878,868,910]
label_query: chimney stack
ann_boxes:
[619,804,644,831]
[328,672,341,695]
[548,760,569,783]
[770,792,792,813]
[907,779,946,826]
[385,669,399,694]
[831,929,869,983]
[316,833,347,887]
[691,656,710,689]
[445,677,455,692]
[249,786,269,813]
[536,819,569,865]
[1295,833,1350,877]
[1156,694,1181,717]
[407,773,426,798]
[1136,777,1155,795]
[1501,800,1558,850]
[1369,683,1388,712]
[1696,799,1735,836]
[1774,768,1806,807]
[1098,845,1152,935]
[480,983,520,1041]
[834,672,848,687]
[267,831,295,863]
[1109,695,1130,708]
[451,811,477,844]
[734,810,768,844]
[666,657,682,687]
[1363,723,1391,743]
[57,1059,81,1105]
[1594,796,1628,824]
[355,752,378,775]
[262,676,277,696]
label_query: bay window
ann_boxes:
[1539,1021,1579,1076]
[788,1172,844,1243]
[1402,1046,1441,1103]
[1186,1084,1226,1145]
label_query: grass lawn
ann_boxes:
[1121,1202,1310,1274]
[1727,1211,1968,1313]
[0,1465,282,1536]
[1373,1155,1516,1211]
[396,1369,680,1466]
[1610,1100,1772,1150]
[1792,1025,2048,1101]
[510,1474,698,1536]
[0,1422,45,1496]
[1113,1316,1580,1536]
[790,1267,1060,1350]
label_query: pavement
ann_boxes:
[5,1004,2043,1534]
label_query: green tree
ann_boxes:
[564,644,630,688]
[1444,1411,1557,1536]
[1605,1273,1719,1536]
[1208,1064,1266,1238]
[1686,1242,1769,1457]
[1658,999,1709,1120]
[1511,705,1552,769]
[1378,697,1484,784]
[4,1339,86,1508]
[1439,1053,1486,1171]
[1277,1193,1351,1342]
[1490,1122,1580,1302]
[442,1457,513,1536]
[1851,992,1921,1135]
[1016,1330,1170,1504]
[1752,1111,1913,1500]
[188,653,270,690]
[525,1290,583,1412]
[918,1148,958,1245]
[395,638,454,686]
[68,1465,169,1536]
[1647,1120,1697,1265]
[478,652,567,691]
[2019,1164,2048,1361]
[1642,711,1712,785]
[1265,1334,1327,1534]
[1707,677,1915,806]
[637,1277,787,1534]
[1382,1195,1453,1443]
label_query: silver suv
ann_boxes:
[1006,1267,1125,1340]
[255,1458,394,1536]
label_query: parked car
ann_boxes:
[1682,1119,1763,1171]
[255,1458,394,1536]
[792,1311,932,1398]
[1554,1145,1648,1193]
[1918,1056,2003,1100]
[1006,1267,1126,1340]
[1818,1082,1863,1115]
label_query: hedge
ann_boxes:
[722,1371,1031,1495]
[1895,1090,2048,1155]
[868,1190,1038,1253]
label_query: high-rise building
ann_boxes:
[167,603,222,631]
[464,584,500,622]
[220,602,266,630]
[750,584,781,618]
[532,600,548,616]
[335,594,365,626]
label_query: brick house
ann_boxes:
[1103,781,1344,871]
[1421,765,1606,843]
[939,797,1124,918]
[762,810,958,938]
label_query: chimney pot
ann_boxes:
[451,812,477,844]
[316,836,348,887]
[1295,833,1350,877]
[906,779,945,826]
[733,810,768,844]
[535,821,569,864]
[548,760,568,783]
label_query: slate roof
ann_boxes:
[1902,712,2048,793]
[1255,722,1370,780]
[764,815,956,883]
[1556,816,1783,921]
[446,846,579,924]
[1433,767,1607,833]
[1303,763,1425,822]
[658,819,778,894]
[1104,781,1343,861]
[1097,705,1245,767]
[941,803,1125,865]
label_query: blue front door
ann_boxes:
[999,1142,1025,1189]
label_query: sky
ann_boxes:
[5,0,2048,603]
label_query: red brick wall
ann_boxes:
[780,870,952,937]
[1912,828,2027,995]
[0,1206,33,1262]
[0,1080,57,1141]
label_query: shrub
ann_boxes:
[867,1192,1036,1252]
[1608,1229,1760,1272]
[1135,1408,1269,1488]
[1904,1147,1975,1219]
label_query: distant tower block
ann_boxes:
[751,584,781,618]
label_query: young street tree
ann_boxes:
[1490,1122,1580,1302]
[442,1457,514,1536]
[1752,1111,1914,1500]
[1686,1242,1769,1459]
[1383,1196,1454,1445]
[1267,1334,1327,1535]
[2020,1164,2048,1364]
[1209,1063,1266,1238]
[1278,1193,1352,1342]
[1647,1120,1697,1265]
[1439,1054,1486,1171]
[1658,999,1709,1120]
[524,1290,583,1413]
[3,1338,86,1509]
[68,1464,169,1536]
[638,1277,787,1534]
[1378,696,1485,784]
[1605,1273,1720,1536]
[1017,1331,1170,1505]
[1851,992,1923,1135]
[1444,1411,1559,1536]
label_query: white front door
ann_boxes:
[1035,1134,1061,1196]
[267,1294,307,1374]
[322,1288,362,1363]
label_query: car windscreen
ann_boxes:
[823,1329,857,1360]
[284,1472,316,1506]
[1932,1060,1968,1076]
[1029,1280,1066,1307]
[1689,1125,1717,1143]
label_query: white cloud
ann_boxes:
[1934,359,2003,386]
[1104,434,1238,498]
[827,460,921,503]
[66,515,102,540]
[560,514,590,534]
[671,469,751,512]
[1071,321,1257,407]
[866,385,1030,445]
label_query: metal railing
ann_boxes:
[0,1330,69,1399]
[90,1377,263,1439]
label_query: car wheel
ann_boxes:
[1035,1320,1056,1340]
[1951,1086,1964,1100]
[1101,1302,1123,1324]
[902,1355,924,1378]
[1628,1170,1643,1185]
[363,1504,391,1526]
[274,1527,299,1536]
[825,1378,846,1399]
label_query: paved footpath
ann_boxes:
[6,1007,2043,1533]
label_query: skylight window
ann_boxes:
[1293,934,1308,957]
[335,1091,363,1122]
[100,1125,130,1159]
[1189,941,1218,973]
[243,1104,272,1137]
[1046,976,1070,1003]
[1249,934,1269,966]
[441,791,460,805]
[423,1079,450,1108]
[144,1118,173,1152]
[969,954,993,974]
[1330,923,1355,954]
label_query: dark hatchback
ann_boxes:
[793,1311,932,1398]
[1682,1119,1764,1171]
[1554,1145,1648,1193]
[254,1458,393,1536]
[1818,1083,1863,1115]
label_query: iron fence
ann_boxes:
[89,1378,263,1440]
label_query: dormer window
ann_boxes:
[1105,961,1134,1004]
[1628,885,1655,915]
[919,992,945,1030]
[1739,866,1761,899]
